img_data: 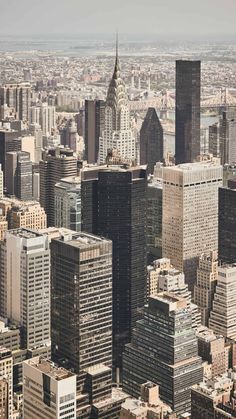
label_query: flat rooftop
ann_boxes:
[55,231,111,247]
[27,357,75,381]
[7,228,42,239]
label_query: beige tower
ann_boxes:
[194,251,218,326]
[0,348,13,419]
[162,159,222,291]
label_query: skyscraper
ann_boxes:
[0,129,21,180]
[175,60,201,164]
[0,229,51,351]
[0,198,47,230]
[219,109,236,165]
[209,264,236,340]
[51,231,112,389]
[39,148,77,226]
[122,293,203,415]
[85,99,105,164]
[99,40,136,163]
[219,178,236,264]
[194,251,218,326]
[6,151,33,201]
[147,176,162,262]
[30,103,56,136]
[0,165,3,199]
[140,107,163,174]
[162,159,222,290]
[54,176,81,231]
[96,166,147,373]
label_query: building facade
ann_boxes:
[54,176,81,232]
[194,251,218,326]
[219,179,236,264]
[123,294,203,415]
[85,99,105,164]
[162,160,222,290]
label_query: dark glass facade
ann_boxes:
[175,60,201,164]
[122,295,203,415]
[140,107,163,174]
[85,100,105,164]
[219,179,236,264]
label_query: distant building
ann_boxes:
[0,82,31,120]
[0,165,3,199]
[30,103,56,136]
[162,160,222,291]
[219,178,236,264]
[194,251,218,326]
[23,357,76,419]
[219,109,236,165]
[209,264,236,340]
[123,294,203,415]
[0,130,21,181]
[85,99,105,164]
[209,122,220,158]
[140,107,163,174]
[55,176,81,231]
[175,60,201,164]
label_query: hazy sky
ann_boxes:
[0,0,236,38]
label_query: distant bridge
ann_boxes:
[129,88,236,112]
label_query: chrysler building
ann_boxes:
[99,38,136,163]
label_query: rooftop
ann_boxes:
[26,357,75,381]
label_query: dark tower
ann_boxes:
[85,100,105,164]
[219,178,236,264]
[97,166,147,374]
[175,60,201,164]
[140,107,163,174]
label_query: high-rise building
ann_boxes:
[28,123,43,164]
[0,347,13,419]
[60,119,79,153]
[6,151,32,201]
[55,176,81,232]
[219,178,236,264]
[0,212,7,241]
[122,293,203,415]
[85,100,105,164]
[96,166,147,372]
[99,42,136,163]
[51,231,112,387]
[162,160,222,290]
[140,107,163,174]
[209,122,220,158]
[175,60,201,164]
[39,148,78,226]
[194,251,218,326]
[147,176,162,262]
[219,109,236,165]
[0,83,31,120]
[0,229,51,351]
[23,357,76,419]
[0,129,21,179]
[0,198,47,230]
[209,264,236,340]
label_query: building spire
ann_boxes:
[113,31,120,78]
